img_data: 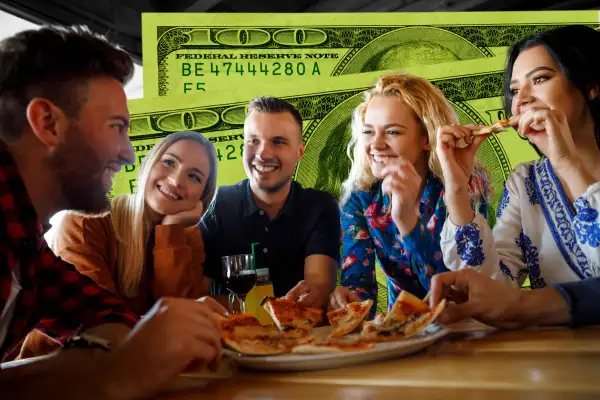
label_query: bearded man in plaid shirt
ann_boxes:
[0,25,227,399]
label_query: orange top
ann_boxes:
[18,213,208,358]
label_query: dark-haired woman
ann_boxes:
[437,25,600,288]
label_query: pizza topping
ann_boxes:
[327,299,373,337]
[360,291,446,341]
[219,312,315,355]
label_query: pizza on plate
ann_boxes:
[327,299,373,337]
[219,290,446,357]
[261,296,323,331]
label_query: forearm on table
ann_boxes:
[506,286,570,328]
[0,349,124,400]
[83,323,131,346]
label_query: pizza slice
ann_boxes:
[219,314,286,356]
[383,290,430,326]
[218,311,319,355]
[218,313,262,332]
[402,298,447,338]
[261,296,323,331]
[222,330,287,356]
[454,119,510,149]
[361,291,446,341]
[327,299,373,337]
[473,119,510,136]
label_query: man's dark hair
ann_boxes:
[247,96,303,131]
[0,25,134,141]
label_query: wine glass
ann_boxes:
[221,254,257,313]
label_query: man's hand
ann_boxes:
[104,296,228,398]
[1,297,230,400]
[285,280,325,309]
[429,269,569,329]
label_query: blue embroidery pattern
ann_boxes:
[499,261,513,279]
[497,188,510,218]
[534,159,593,279]
[499,261,530,282]
[574,197,600,248]
[524,165,539,205]
[455,224,485,267]
[515,230,546,288]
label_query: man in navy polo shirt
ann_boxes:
[200,96,340,309]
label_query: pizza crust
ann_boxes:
[222,336,287,355]
[403,299,447,339]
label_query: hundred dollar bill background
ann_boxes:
[135,12,600,308]
[142,11,599,97]
[121,56,542,310]
[115,56,539,213]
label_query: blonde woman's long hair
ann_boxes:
[340,73,491,206]
[111,131,218,298]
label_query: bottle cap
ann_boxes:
[256,268,270,278]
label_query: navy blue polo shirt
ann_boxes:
[198,179,341,297]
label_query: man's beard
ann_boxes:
[45,126,111,215]
[258,175,292,193]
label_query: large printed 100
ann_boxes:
[141,11,599,97]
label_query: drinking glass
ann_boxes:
[221,254,257,313]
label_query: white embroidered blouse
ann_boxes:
[441,158,600,288]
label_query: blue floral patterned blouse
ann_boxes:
[340,171,488,311]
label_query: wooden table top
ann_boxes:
[158,322,600,399]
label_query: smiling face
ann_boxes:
[509,45,590,137]
[144,139,211,218]
[49,77,134,214]
[243,110,304,194]
[361,95,429,179]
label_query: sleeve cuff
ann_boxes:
[399,221,426,255]
[550,283,575,327]
[552,280,600,327]
[155,224,186,249]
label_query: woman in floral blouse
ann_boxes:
[329,73,491,312]
[439,25,600,288]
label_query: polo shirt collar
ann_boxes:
[242,179,299,219]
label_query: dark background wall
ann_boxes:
[0,0,598,64]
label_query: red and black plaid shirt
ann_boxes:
[0,148,138,361]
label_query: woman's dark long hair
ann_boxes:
[503,25,600,155]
